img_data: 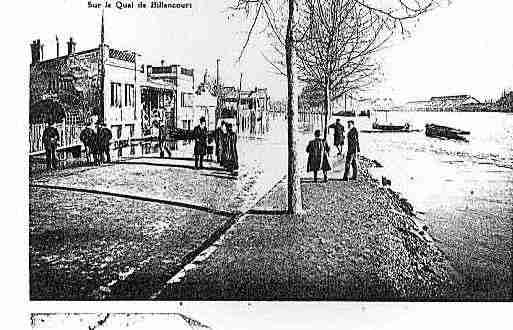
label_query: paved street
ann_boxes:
[29,121,289,300]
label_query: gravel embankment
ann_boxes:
[160,159,460,300]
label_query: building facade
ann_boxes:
[29,37,178,155]
[221,86,269,134]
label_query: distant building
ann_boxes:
[404,94,484,112]
[221,86,269,134]
[146,63,199,130]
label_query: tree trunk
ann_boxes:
[323,81,330,140]
[286,0,303,214]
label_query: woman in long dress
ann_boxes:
[306,129,331,182]
[223,123,239,174]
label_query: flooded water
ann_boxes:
[98,113,511,299]
[338,111,512,300]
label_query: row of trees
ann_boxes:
[231,0,444,214]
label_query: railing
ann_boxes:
[29,122,85,155]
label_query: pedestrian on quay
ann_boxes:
[223,123,239,175]
[328,118,345,156]
[96,121,112,163]
[215,121,227,165]
[342,120,360,181]
[193,116,208,169]
[80,121,99,165]
[158,121,172,158]
[42,120,59,170]
[306,129,331,182]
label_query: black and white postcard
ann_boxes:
[3,0,513,328]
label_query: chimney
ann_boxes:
[31,39,41,64]
[56,35,60,58]
[67,37,76,56]
[40,43,44,61]
[161,59,165,67]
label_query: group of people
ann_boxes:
[192,117,239,174]
[41,119,113,170]
[79,121,113,166]
[306,118,360,182]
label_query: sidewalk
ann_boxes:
[158,158,460,300]
[29,131,288,300]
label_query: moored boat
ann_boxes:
[425,123,470,141]
[372,122,410,131]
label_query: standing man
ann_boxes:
[80,121,99,165]
[328,118,345,156]
[97,121,112,163]
[342,120,360,181]
[193,116,208,169]
[158,121,171,158]
[42,120,59,170]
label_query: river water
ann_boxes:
[336,111,512,300]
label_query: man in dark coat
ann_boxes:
[328,118,345,155]
[96,121,112,163]
[80,125,99,165]
[306,129,331,182]
[193,116,208,169]
[343,120,360,181]
[223,123,239,174]
[158,122,172,158]
[42,120,59,170]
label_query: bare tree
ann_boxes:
[229,0,443,214]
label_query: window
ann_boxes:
[125,84,135,107]
[181,92,193,107]
[111,125,122,139]
[126,124,135,138]
[182,120,188,129]
[110,82,122,107]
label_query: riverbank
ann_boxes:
[158,158,461,300]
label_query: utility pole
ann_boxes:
[216,59,220,125]
[99,10,105,123]
[237,73,242,133]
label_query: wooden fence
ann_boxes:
[29,121,84,155]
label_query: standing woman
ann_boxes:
[215,121,226,164]
[306,129,331,182]
[223,123,239,175]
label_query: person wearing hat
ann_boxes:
[193,116,208,169]
[42,119,60,170]
[80,120,99,165]
[96,120,112,163]
[328,118,345,156]
[158,121,171,158]
[342,120,360,181]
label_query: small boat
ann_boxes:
[372,122,410,131]
[425,123,470,141]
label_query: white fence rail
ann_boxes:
[29,122,85,154]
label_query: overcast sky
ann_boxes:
[24,0,513,104]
